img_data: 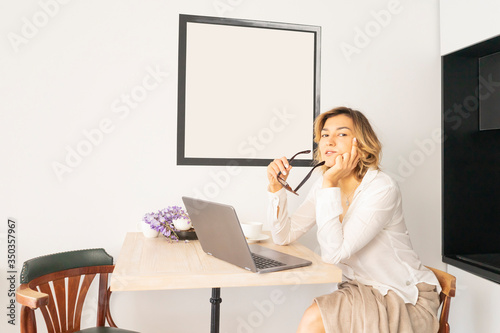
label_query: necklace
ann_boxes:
[341,182,359,206]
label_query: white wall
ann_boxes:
[440,0,500,56]
[0,1,442,332]
[440,1,500,332]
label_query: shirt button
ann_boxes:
[406,281,411,286]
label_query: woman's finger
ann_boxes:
[351,138,358,157]
[346,138,359,167]
[335,154,343,167]
[268,162,280,177]
[340,153,351,169]
[351,137,358,151]
[268,157,289,177]
[267,164,284,186]
[279,157,291,175]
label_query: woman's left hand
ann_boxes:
[322,138,359,188]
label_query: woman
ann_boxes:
[266,107,441,333]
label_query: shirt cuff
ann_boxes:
[267,188,286,221]
[267,187,286,200]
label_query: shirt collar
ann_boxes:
[355,168,379,195]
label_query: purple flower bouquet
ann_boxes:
[142,206,191,241]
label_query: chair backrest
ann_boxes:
[425,266,456,333]
[17,248,114,333]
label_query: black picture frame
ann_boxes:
[177,14,321,166]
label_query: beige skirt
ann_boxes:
[314,281,440,333]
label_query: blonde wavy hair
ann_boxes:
[313,106,382,180]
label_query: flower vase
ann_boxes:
[137,221,159,238]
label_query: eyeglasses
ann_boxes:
[276,150,325,195]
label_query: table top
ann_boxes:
[110,232,342,292]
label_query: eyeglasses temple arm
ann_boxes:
[276,150,311,178]
[289,150,311,162]
[293,161,326,192]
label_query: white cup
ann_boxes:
[137,221,160,238]
[241,222,263,239]
[173,218,192,231]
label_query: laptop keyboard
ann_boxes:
[251,253,286,270]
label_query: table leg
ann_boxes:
[210,288,222,333]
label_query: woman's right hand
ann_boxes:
[267,157,292,192]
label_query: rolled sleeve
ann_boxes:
[267,188,287,223]
[267,183,317,245]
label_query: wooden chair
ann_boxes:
[16,248,139,333]
[425,266,456,333]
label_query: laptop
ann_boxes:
[182,196,312,273]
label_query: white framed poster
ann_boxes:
[177,14,321,166]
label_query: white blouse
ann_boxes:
[267,168,441,305]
